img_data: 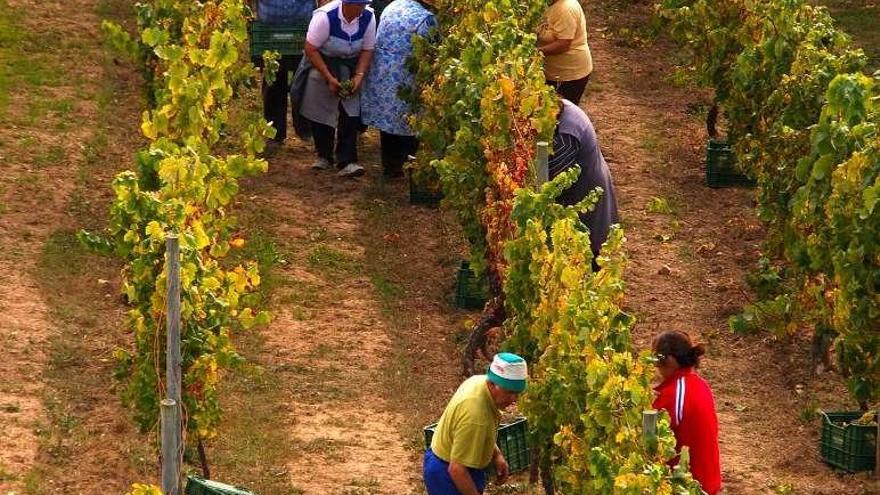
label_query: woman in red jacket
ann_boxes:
[652,330,722,495]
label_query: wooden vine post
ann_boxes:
[161,399,180,495]
[643,409,658,454]
[875,410,879,479]
[536,141,549,186]
[529,141,554,493]
[162,234,182,495]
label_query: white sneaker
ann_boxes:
[337,163,365,178]
[311,158,332,171]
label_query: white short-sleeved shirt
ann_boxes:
[306,0,377,50]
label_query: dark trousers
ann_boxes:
[380,132,419,177]
[423,449,486,495]
[311,106,361,167]
[547,73,591,105]
[262,55,302,142]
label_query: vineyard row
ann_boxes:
[88,0,274,490]
[660,0,880,407]
[413,0,705,492]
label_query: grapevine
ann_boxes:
[83,0,274,470]
[414,0,703,491]
[125,484,164,495]
[659,0,880,405]
[505,172,704,494]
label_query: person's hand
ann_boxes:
[493,452,509,484]
[351,73,365,93]
[325,75,341,96]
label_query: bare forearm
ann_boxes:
[448,462,481,495]
[539,38,572,56]
[304,43,333,81]
[492,445,509,484]
[355,49,374,76]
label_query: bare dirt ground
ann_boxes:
[224,134,469,494]
[0,0,163,490]
[0,0,145,490]
[3,0,880,493]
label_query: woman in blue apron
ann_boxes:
[301,0,376,177]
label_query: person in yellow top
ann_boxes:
[423,353,528,495]
[538,0,593,105]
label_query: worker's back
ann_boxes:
[430,375,501,469]
[553,99,619,257]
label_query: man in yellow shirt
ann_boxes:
[423,353,528,495]
[538,0,593,104]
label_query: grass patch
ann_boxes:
[0,0,63,119]
[307,245,358,276]
[0,463,16,482]
[341,477,381,495]
[7,0,155,488]
[226,228,324,322]
[286,363,350,403]
[228,228,285,294]
[33,145,66,168]
[31,230,150,488]
[0,0,25,113]
[370,272,404,310]
[645,196,675,215]
[296,436,350,461]
[211,344,305,495]
[26,97,75,126]
[38,231,93,278]
[21,468,43,494]
[36,233,115,461]
[306,342,344,360]
[273,276,320,320]
[12,174,40,186]
[641,132,661,152]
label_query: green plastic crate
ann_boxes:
[455,260,489,310]
[249,21,309,63]
[249,2,391,64]
[409,176,443,207]
[423,417,531,474]
[496,417,530,474]
[185,475,256,495]
[819,411,877,472]
[706,139,756,188]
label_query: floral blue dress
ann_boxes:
[361,0,435,137]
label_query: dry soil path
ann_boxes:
[0,0,110,489]
[239,136,466,495]
[0,0,152,491]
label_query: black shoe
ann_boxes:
[264,139,283,157]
